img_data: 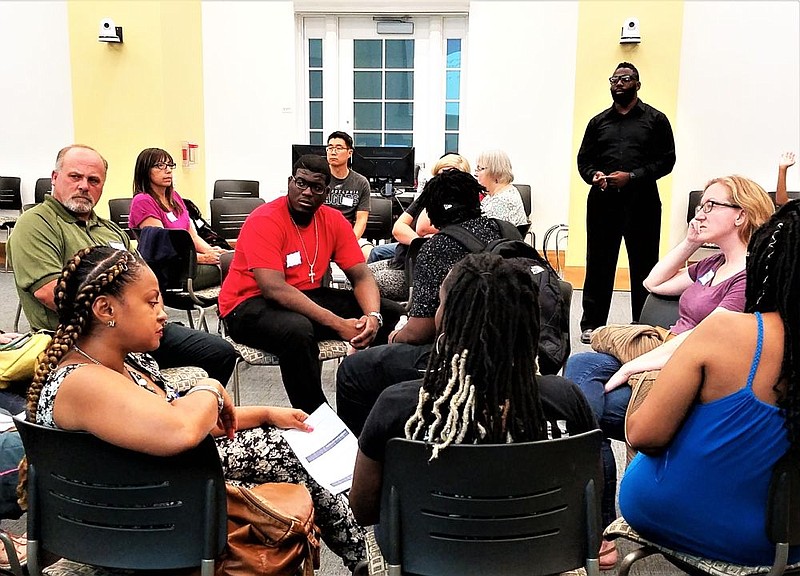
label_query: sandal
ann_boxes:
[0,531,27,570]
[599,539,618,570]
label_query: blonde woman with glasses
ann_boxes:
[474,149,529,227]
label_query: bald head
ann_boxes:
[51,145,108,220]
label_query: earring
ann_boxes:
[107,320,116,328]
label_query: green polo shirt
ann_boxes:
[8,196,131,330]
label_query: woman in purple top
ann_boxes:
[129,148,224,289]
[565,175,774,569]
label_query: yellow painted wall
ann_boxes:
[566,1,683,268]
[67,0,206,217]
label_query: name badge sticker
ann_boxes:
[166,212,178,223]
[286,251,302,268]
[109,242,126,250]
[698,270,715,286]
[342,196,354,207]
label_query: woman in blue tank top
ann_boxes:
[620,202,800,565]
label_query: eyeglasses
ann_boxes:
[475,166,487,173]
[326,145,349,153]
[291,176,327,195]
[609,75,637,85]
[695,200,741,215]
[153,162,176,171]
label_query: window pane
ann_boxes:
[309,39,322,68]
[386,40,414,68]
[310,131,323,145]
[445,133,459,153]
[354,40,382,68]
[309,70,323,99]
[386,102,413,130]
[446,39,461,68]
[309,101,322,129]
[354,71,382,99]
[445,102,459,130]
[354,132,382,146]
[446,70,460,100]
[354,102,382,130]
[385,72,413,100]
[385,133,413,147]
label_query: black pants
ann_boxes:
[151,322,238,387]
[581,186,661,331]
[336,343,431,436]
[224,289,403,413]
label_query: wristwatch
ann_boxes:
[628,172,637,180]
[368,311,384,328]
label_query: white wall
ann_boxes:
[0,1,73,203]
[463,1,579,246]
[202,1,298,204]
[669,0,800,246]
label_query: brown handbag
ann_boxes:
[216,483,320,576]
[590,323,672,364]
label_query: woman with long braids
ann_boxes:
[348,252,598,526]
[20,246,365,572]
[618,202,800,565]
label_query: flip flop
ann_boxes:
[599,539,618,570]
[0,531,27,570]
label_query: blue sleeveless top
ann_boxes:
[619,313,797,565]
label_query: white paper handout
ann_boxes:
[281,403,358,494]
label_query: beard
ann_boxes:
[62,195,95,215]
[611,87,637,107]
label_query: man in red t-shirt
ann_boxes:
[219,154,402,412]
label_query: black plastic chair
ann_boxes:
[768,191,800,207]
[210,197,265,241]
[108,197,136,241]
[513,183,534,244]
[609,452,800,576]
[33,179,51,204]
[15,417,226,576]
[364,196,394,243]
[213,179,260,199]
[0,177,22,272]
[638,293,680,330]
[378,431,603,576]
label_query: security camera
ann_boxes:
[620,18,641,44]
[98,18,123,43]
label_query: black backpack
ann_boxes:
[440,219,570,375]
[184,198,233,250]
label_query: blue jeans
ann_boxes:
[564,351,631,527]
[367,242,397,263]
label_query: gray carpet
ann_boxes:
[0,271,681,575]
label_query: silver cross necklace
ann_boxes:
[291,214,319,283]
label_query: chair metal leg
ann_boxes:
[618,546,659,576]
[185,309,195,330]
[0,531,24,576]
[13,300,22,333]
[231,358,242,406]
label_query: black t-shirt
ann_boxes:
[358,374,598,462]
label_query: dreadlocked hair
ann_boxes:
[26,246,141,421]
[404,252,548,458]
[745,201,800,455]
[418,169,483,229]
[17,246,142,509]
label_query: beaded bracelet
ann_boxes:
[185,385,224,414]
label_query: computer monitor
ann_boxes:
[351,146,415,193]
[291,144,327,167]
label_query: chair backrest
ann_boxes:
[213,179,260,199]
[638,292,680,329]
[34,178,52,204]
[514,183,532,216]
[768,191,800,206]
[15,417,226,573]
[210,197,265,240]
[0,177,22,212]
[364,196,394,242]
[137,227,197,292]
[108,197,136,240]
[379,430,603,576]
[687,190,704,224]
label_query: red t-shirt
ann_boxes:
[218,196,364,316]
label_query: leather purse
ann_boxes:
[216,482,320,576]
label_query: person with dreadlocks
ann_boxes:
[348,252,597,526]
[19,246,366,572]
[336,169,517,436]
[617,201,800,566]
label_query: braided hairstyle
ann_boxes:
[744,201,800,453]
[418,169,483,229]
[26,246,142,422]
[405,252,548,457]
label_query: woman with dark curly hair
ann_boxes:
[620,202,800,565]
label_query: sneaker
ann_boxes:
[580,328,594,344]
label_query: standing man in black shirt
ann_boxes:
[577,62,676,343]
